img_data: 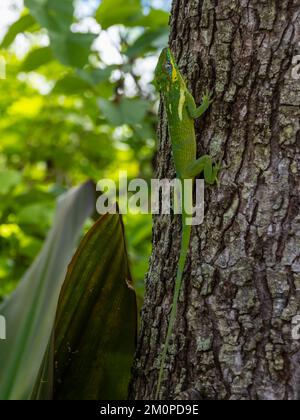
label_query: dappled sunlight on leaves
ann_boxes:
[0,0,171,303]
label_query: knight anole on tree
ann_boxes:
[154,47,220,399]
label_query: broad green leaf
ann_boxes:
[134,8,170,29]
[54,213,137,400]
[0,170,22,195]
[98,99,124,126]
[125,28,169,58]
[53,74,92,94]
[1,13,37,49]
[53,67,116,94]
[96,0,143,29]
[98,98,149,126]
[30,333,54,400]
[76,66,117,85]
[0,181,95,400]
[0,257,12,280]
[20,236,43,259]
[17,202,55,235]
[21,46,54,72]
[25,0,96,68]
[50,32,97,68]
[25,0,73,33]
[152,30,170,50]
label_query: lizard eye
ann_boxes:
[164,62,172,75]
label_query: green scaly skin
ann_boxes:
[154,47,220,399]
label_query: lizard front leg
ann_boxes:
[186,90,213,119]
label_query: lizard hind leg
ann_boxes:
[186,155,220,185]
[185,154,212,178]
[205,161,221,185]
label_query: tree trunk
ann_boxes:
[130,0,300,400]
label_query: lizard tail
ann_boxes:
[155,221,192,399]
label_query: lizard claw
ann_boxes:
[202,89,213,106]
[212,160,222,186]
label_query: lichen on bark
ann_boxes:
[130,0,300,400]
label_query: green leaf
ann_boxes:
[21,46,54,72]
[125,27,169,58]
[25,0,73,33]
[96,0,143,29]
[54,213,137,400]
[17,202,54,234]
[0,170,22,195]
[76,66,116,85]
[50,32,97,68]
[53,74,92,94]
[25,0,96,68]
[53,67,115,94]
[135,8,170,29]
[30,333,54,400]
[98,98,149,126]
[0,181,95,400]
[1,13,37,49]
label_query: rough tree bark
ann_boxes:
[130,0,300,400]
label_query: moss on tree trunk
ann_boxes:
[130,0,300,400]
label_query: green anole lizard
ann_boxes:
[154,47,220,399]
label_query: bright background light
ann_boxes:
[0,0,171,66]
[0,0,171,94]
[0,0,24,38]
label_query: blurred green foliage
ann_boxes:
[0,0,170,300]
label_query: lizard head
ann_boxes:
[154,47,179,92]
